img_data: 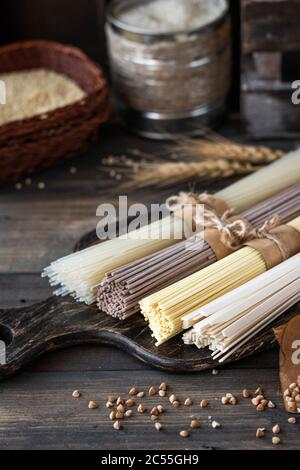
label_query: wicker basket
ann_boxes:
[0,40,111,184]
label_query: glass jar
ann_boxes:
[106,0,231,139]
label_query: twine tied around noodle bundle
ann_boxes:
[201,208,253,249]
[165,191,292,264]
[203,210,290,261]
[165,191,296,265]
[165,191,229,218]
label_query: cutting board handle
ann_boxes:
[0,296,111,380]
[0,294,204,380]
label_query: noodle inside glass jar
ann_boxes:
[106,0,231,139]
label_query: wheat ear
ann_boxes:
[128,159,258,188]
[170,139,284,164]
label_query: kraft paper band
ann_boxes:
[202,216,254,261]
[246,225,300,270]
[202,228,234,259]
[203,195,230,218]
[274,315,300,414]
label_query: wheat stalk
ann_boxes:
[170,138,284,164]
[127,159,258,189]
[100,134,284,189]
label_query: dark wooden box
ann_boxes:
[241,0,300,139]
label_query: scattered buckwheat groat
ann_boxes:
[256,404,265,412]
[185,398,193,406]
[169,394,177,404]
[155,423,163,432]
[159,383,168,391]
[200,399,209,408]
[88,401,98,410]
[255,387,264,396]
[190,419,201,429]
[250,389,274,412]
[272,436,281,446]
[272,424,281,435]
[256,428,265,439]
[221,394,238,405]
[150,407,159,416]
[72,390,81,398]
[113,421,122,431]
[117,404,125,414]
[137,404,147,413]
[126,399,135,407]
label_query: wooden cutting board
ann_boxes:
[0,227,298,381]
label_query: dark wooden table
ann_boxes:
[0,123,298,450]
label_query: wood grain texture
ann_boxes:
[0,369,298,450]
[241,0,300,138]
[242,0,300,53]
[242,91,300,139]
[0,295,296,379]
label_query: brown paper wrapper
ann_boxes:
[202,216,253,261]
[274,315,300,414]
[205,196,230,218]
[246,225,300,270]
[202,228,234,260]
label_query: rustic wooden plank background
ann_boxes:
[242,0,300,54]
[0,123,299,450]
[241,0,300,138]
